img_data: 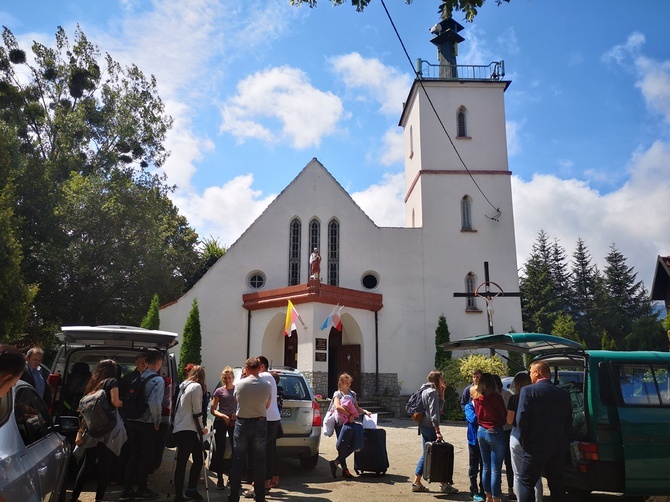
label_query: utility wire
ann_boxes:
[379,0,501,219]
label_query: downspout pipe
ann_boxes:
[246,309,251,359]
[375,311,379,395]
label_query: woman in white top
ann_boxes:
[173,365,208,502]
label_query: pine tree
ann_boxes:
[551,313,584,346]
[179,299,202,378]
[435,314,452,368]
[140,293,160,330]
[568,238,600,347]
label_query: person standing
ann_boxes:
[173,365,208,502]
[120,350,165,501]
[493,374,515,501]
[507,372,543,502]
[460,369,482,411]
[516,361,572,502]
[473,373,507,502]
[71,359,126,502]
[465,386,485,501]
[253,356,281,496]
[410,370,459,494]
[21,347,52,404]
[210,366,237,489]
[228,357,272,502]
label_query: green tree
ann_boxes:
[551,313,584,346]
[600,331,617,351]
[568,238,600,348]
[289,0,510,22]
[186,237,226,290]
[179,299,202,378]
[435,313,452,368]
[624,317,667,352]
[140,294,161,330]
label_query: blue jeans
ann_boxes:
[414,425,437,476]
[229,418,267,502]
[477,426,506,498]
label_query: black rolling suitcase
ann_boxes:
[354,428,389,475]
[423,440,454,484]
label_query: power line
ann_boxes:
[379,0,501,219]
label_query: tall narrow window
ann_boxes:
[308,219,320,278]
[328,219,339,286]
[461,196,473,230]
[288,218,301,285]
[466,272,477,310]
[457,105,467,138]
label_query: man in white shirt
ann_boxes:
[256,356,281,494]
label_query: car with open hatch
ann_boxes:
[442,332,670,499]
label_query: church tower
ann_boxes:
[399,18,522,336]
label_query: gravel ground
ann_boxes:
[67,418,636,502]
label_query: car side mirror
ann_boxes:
[56,416,80,434]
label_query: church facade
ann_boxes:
[159,19,523,397]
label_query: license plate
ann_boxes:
[280,408,291,417]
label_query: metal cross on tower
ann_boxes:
[453,261,521,335]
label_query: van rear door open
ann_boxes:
[610,360,670,495]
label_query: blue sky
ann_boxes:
[3,0,670,293]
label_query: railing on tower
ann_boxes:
[414,59,505,81]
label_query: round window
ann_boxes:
[362,273,379,290]
[248,272,265,290]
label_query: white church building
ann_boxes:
[160,18,523,398]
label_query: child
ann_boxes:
[336,394,359,424]
[465,386,485,502]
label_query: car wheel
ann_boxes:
[299,452,319,469]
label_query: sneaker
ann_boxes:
[440,484,459,494]
[412,483,429,492]
[329,460,338,479]
[184,489,203,501]
[243,489,256,498]
[473,495,486,502]
[119,491,136,501]
[507,493,517,501]
[134,488,159,500]
[342,469,354,479]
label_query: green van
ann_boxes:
[442,333,670,498]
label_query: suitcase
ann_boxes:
[423,440,454,484]
[354,428,389,475]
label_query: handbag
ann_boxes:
[165,386,182,449]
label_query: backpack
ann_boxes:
[79,384,117,438]
[406,385,428,422]
[121,373,160,419]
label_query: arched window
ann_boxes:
[308,219,320,278]
[461,196,473,230]
[457,105,467,138]
[327,219,339,286]
[288,218,301,285]
[466,272,477,310]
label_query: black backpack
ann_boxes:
[121,373,160,419]
[79,382,117,437]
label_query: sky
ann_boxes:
[2,0,670,298]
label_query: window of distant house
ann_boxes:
[466,272,477,310]
[461,196,473,231]
[289,218,301,286]
[308,219,320,278]
[457,105,468,138]
[328,219,339,286]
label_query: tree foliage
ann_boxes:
[520,232,661,351]
[289,0,511,22]
[179,299,202,379]
[0,26,200,345]
[435,313,452,368]
[141,294,161,330]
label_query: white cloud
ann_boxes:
[172,174,276,247]
[513,140,670,289]
[378,127,405,166]
[351,172,405,227]
[329,52,412,116]
[219,66,344,149]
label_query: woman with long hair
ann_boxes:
[329,373,371,479]
[473,372,508,502]
[71,359,123,502]
[173,364,208,502]
[411,370,459,494]
[209,366,236,489]
[507,371,543,502]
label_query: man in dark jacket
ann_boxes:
[21,347,52,405]
[516,361,572,502]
